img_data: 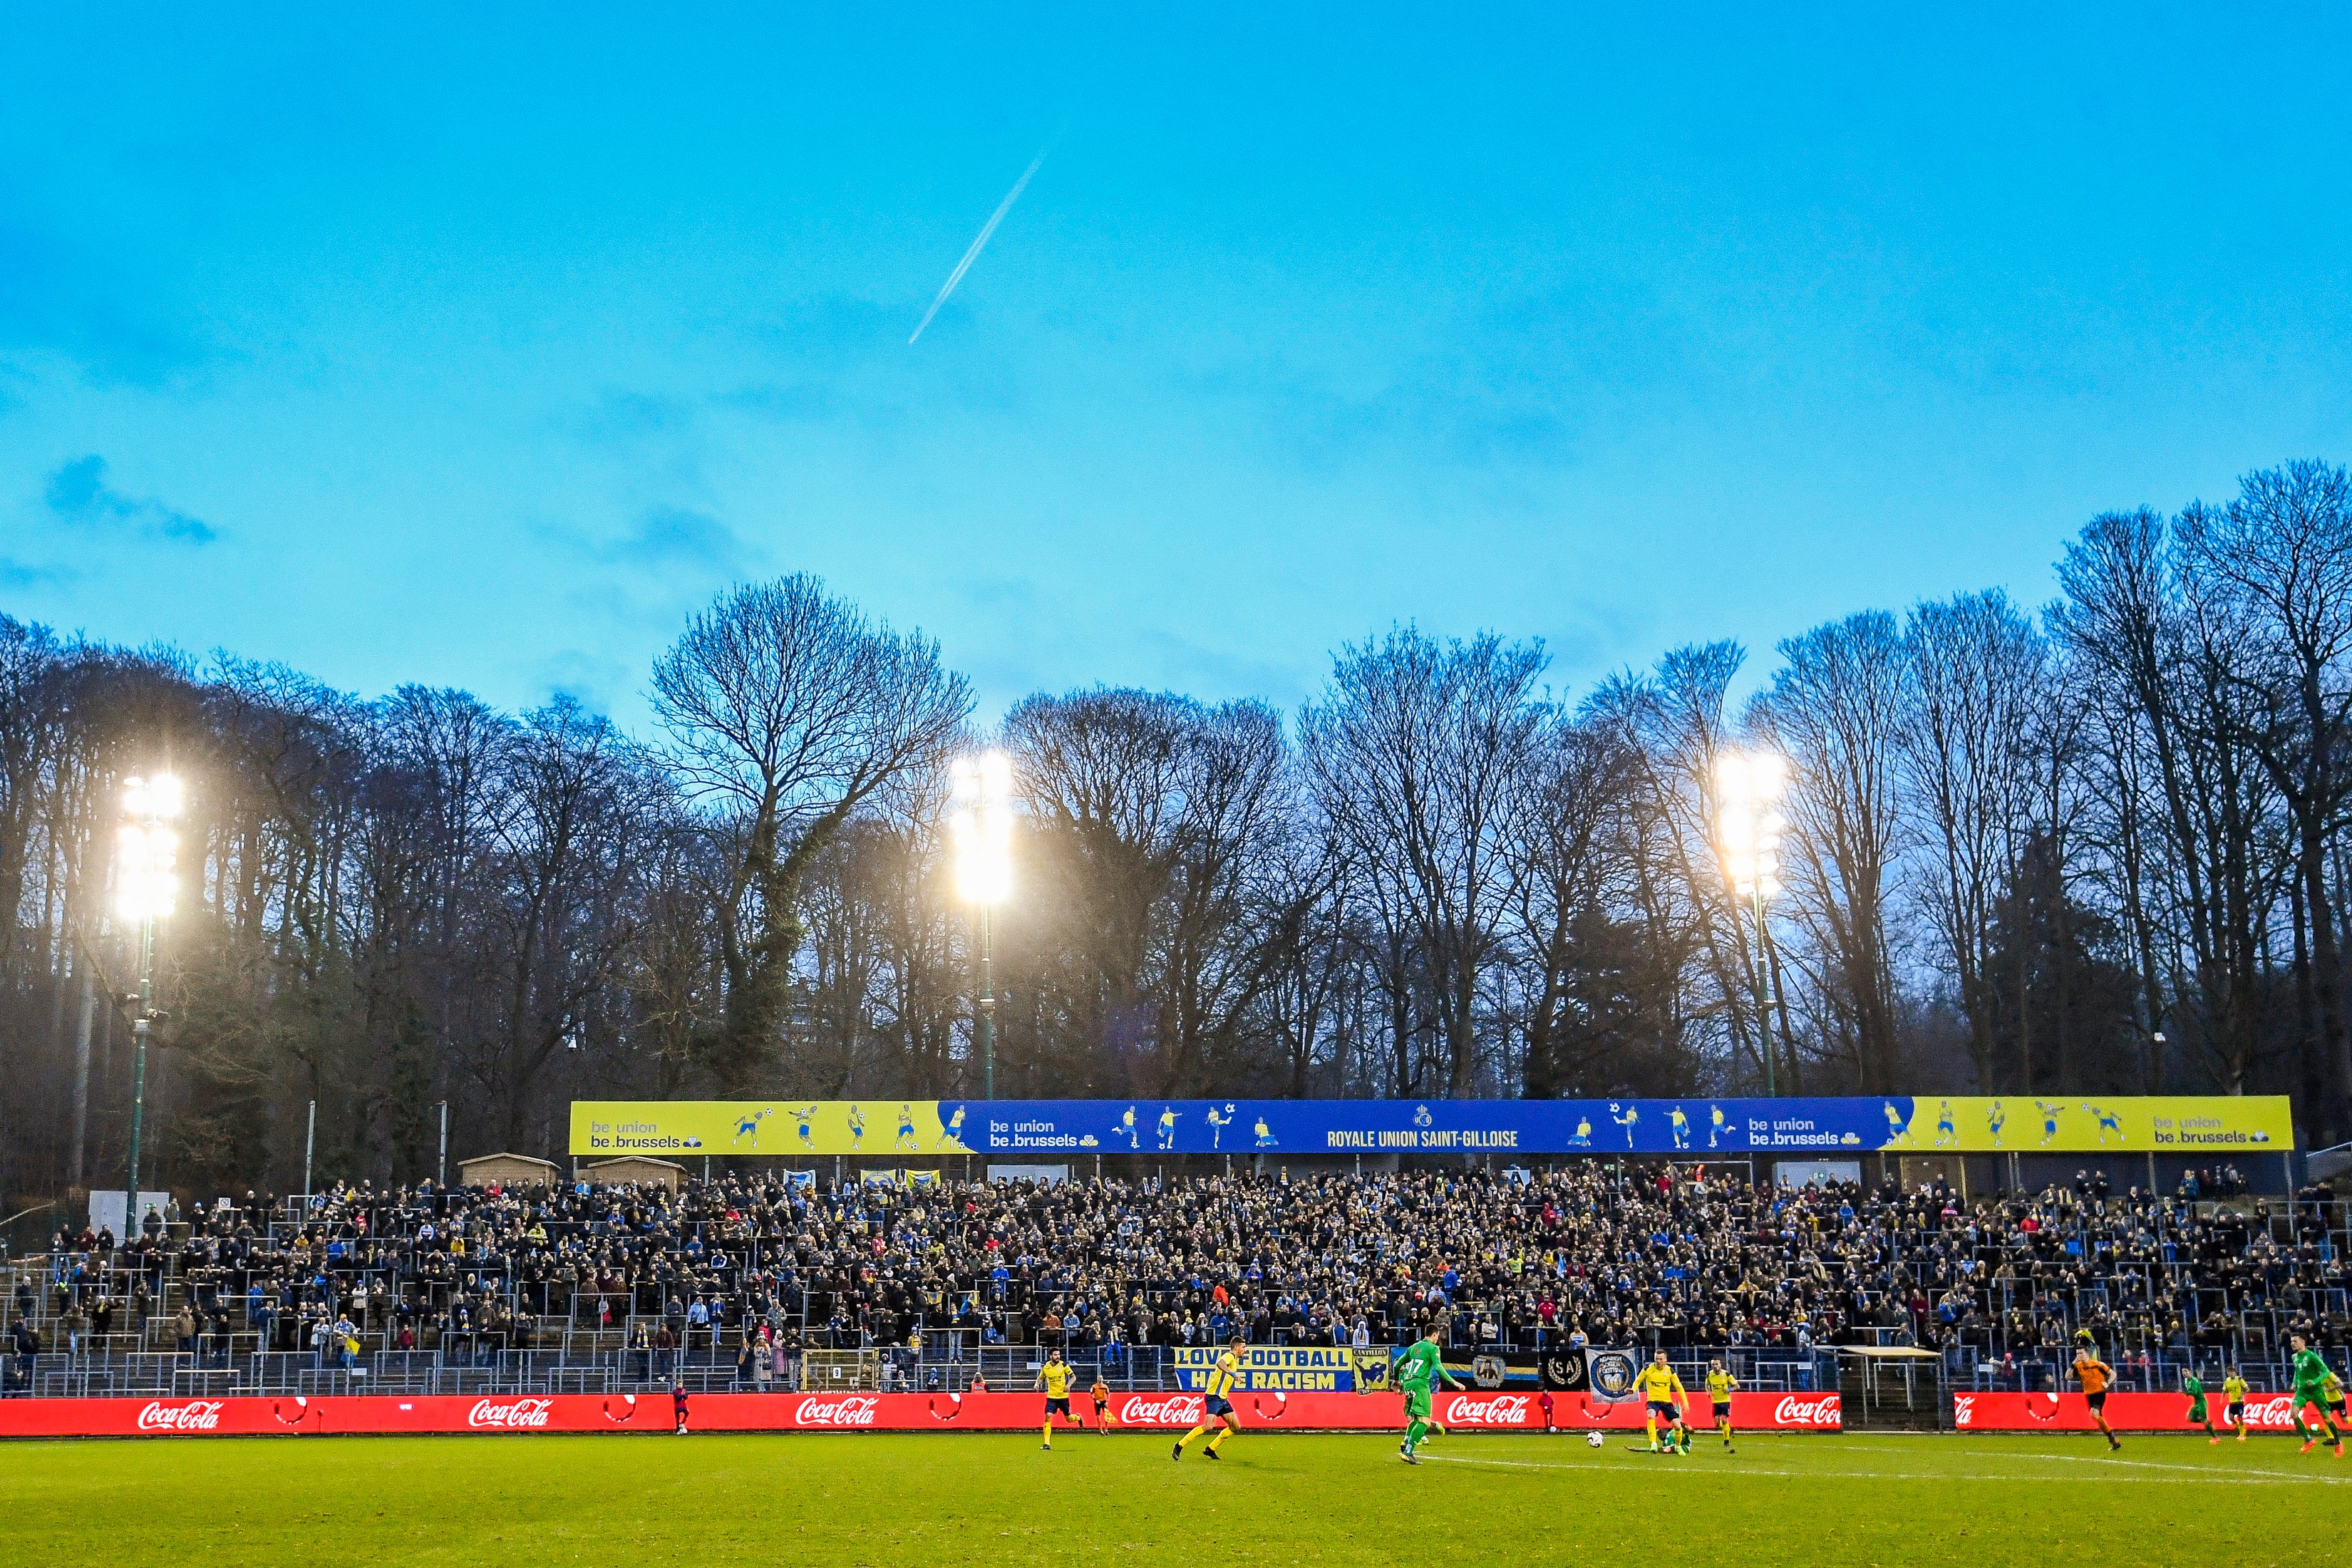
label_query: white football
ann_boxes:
[1585,1430,1604,1448]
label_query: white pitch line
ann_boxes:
[1412,1452,2346,1487]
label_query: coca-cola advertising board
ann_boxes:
[1951,1391,2326,1433]
[0,1388,1839,1439]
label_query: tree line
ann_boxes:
[4,460,2349,1203]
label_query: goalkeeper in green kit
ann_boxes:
[2286,1334,2345,1457]
[1396,1326,1465,1465]
[2182,1366,2220,1443]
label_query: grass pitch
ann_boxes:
[5,1430,2346,1566]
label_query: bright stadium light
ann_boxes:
[118,770,185,1229]
[1716,751,1787,1096]
[949,751,1013,1099]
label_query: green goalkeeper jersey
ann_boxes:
[2182,1373,2204,1398]
[1396,1341,1445,1392]
[2291,1348,2332,1394]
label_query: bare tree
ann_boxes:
[2180,461,2352,1138]
[1753,612,1907,1091]
[1302,629,1544,1095]
[651,576,971,1093]
[1899,590,2048,1090]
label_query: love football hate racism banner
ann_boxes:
[569,1095,2294,1159]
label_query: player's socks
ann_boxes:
[1644,1415,1659,1450]
[1179,1422,1210,1450]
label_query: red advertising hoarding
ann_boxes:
[0,1388,1840,1439]
[1951,1391,2328,1434]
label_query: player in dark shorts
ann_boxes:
[2071,1331,2120,1453]
[671,1378,690,1435]
[1037,1350,1075,1450]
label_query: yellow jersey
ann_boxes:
[1706,1370,1736,1400]
[1205,1350,1242,1398]
[1041,1361,1071,1398]
[1634,1364,1685,1403]
[2324,1371,2346,1401]
[2223,1374,2248,1403]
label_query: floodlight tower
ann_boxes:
[950,752,1013,1100]
[1716,751,1787,1097]
[117,771,185,1228]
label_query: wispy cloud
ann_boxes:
[601,505,748,573]
[43,455,217,544]
[909,146,1050,345]
[1,557,75,589]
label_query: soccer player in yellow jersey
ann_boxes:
[1634,1351,1689,1454]
[1706,1358,1740,1453]
[2223,1367,2249,1442]
[1173,1336,1248,1461]
[1036,1350,1074,1450]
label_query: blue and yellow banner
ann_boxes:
[569,1095,2294,1158]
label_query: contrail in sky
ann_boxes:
[909,146,1049,345]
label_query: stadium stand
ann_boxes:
[2,1163,2345,1402]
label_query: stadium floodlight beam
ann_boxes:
[117,771,185,1233]
[1715,751,1787,1097]
[949,751,1013,1100]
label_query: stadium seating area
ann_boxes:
[4,1162,2346,1401]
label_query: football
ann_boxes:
[1586,1431,1605,1448]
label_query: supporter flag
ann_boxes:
[1539,1350,1587,1392]
[1584,1349,1639,1402]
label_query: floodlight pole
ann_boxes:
[1748,882,1776,1098]
[125,913,156,1229]
[979,903,996,1100]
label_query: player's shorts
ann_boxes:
[1045,1397,1071,1417]
[2187,1398,2209,1423]
[2226,1403,2244,1422]
[1403,1386,1431,1420]
[1204,1395,1234,1418]
[2085,1391,2107,1413]
[1093,1398,1111,1415]
[2291,1386,2328,1415]
[2328,1398,2347,1420]
[1648,1401,1679,1420]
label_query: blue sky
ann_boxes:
[4,5,2348,728]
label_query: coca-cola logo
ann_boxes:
[1772,1396,1840,1428]
[1118,1395,1205,1426]
[793,1396,880,1427]
[136,1400,223,1432]
[467,1398,553,1430]
[1954,1395,1976,1426]
[2241,1395,2300,1429]
[1442,1394,1532,1426]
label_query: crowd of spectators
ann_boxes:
[11,1161,2348,1387]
